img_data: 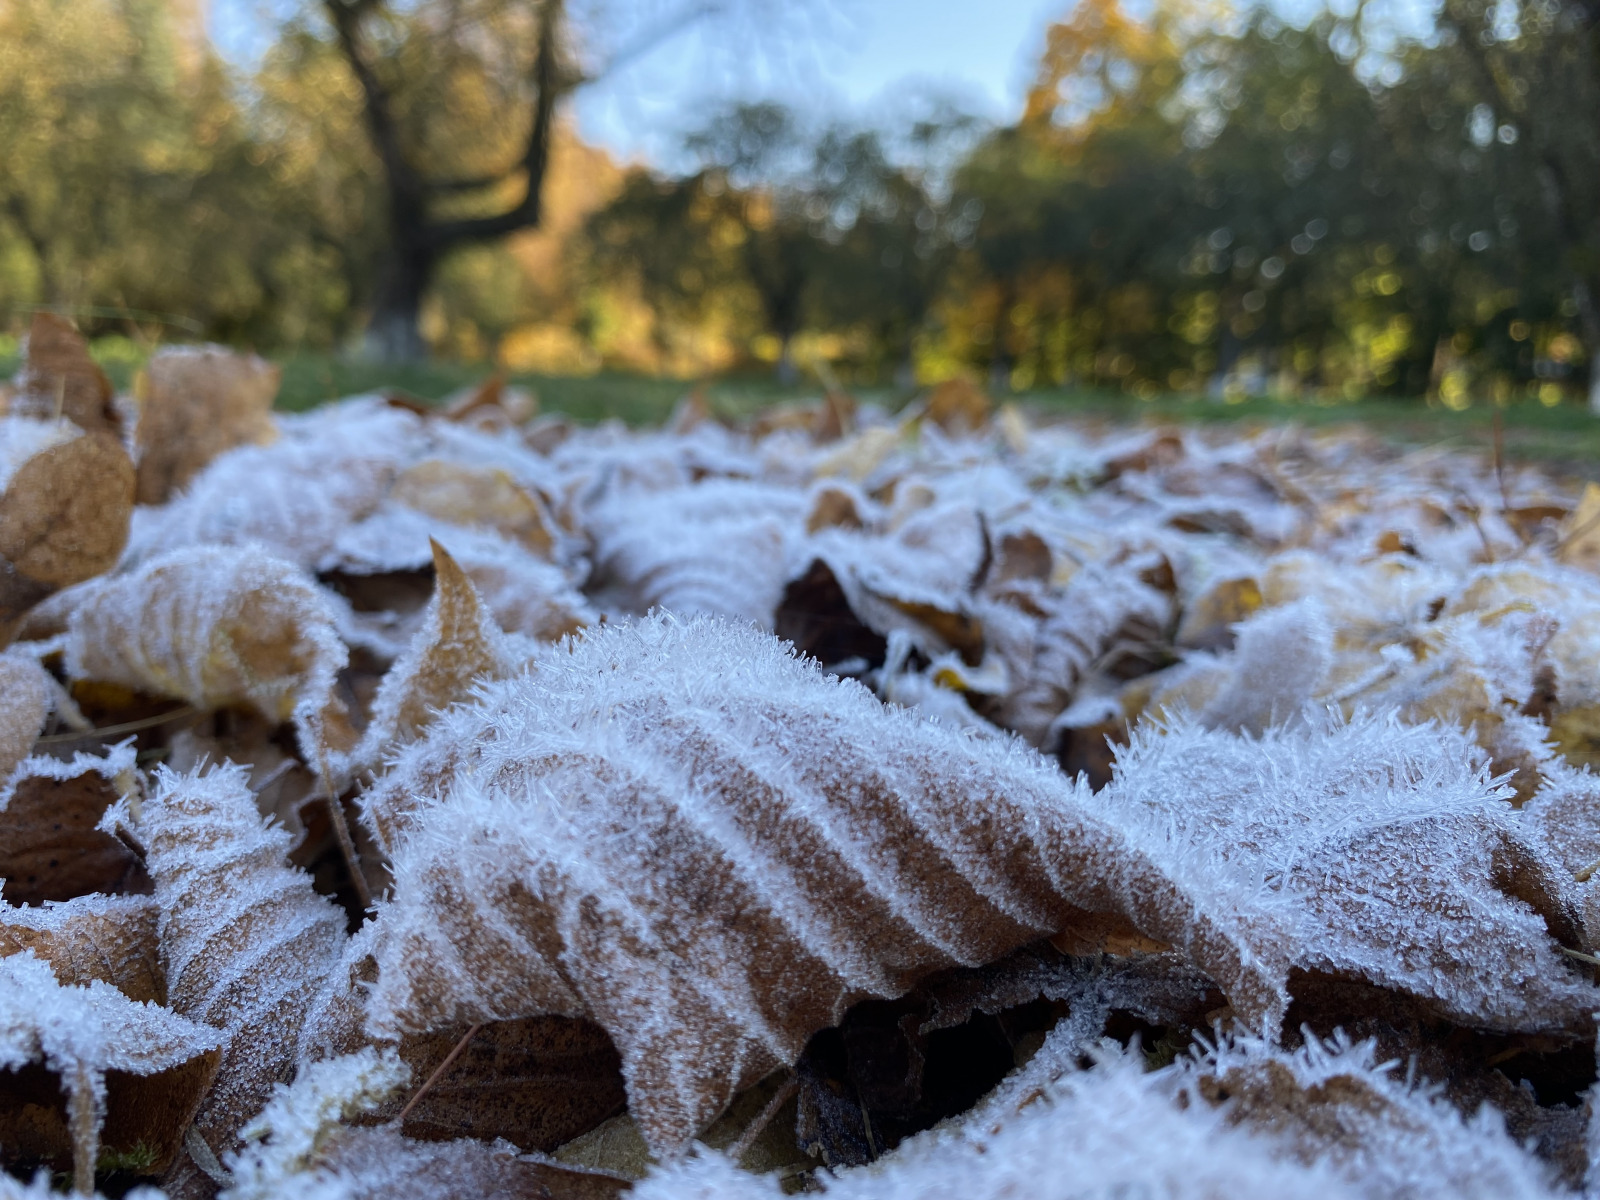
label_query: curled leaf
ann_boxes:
[353,539,519,770]
[0,417,135,643]
[139,763,353,1194]
[136,346,280,505]
[10,313,121,438]
[0,650,50,780]
[62,545,346,753]
[0,951,221,1193]
[359,614,1289,1155]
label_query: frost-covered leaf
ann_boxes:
[136,346,281,505]
[0,743,149,907]
[128,398,424,570]
[632,1042,1363,1200]
[586,480,807,625]
[359,613,1291,1155]
[389,459,559,558]
[222,1045,627,1200]
[62,545,348,758]
[325,504,593,642]
[0,893,164,1004]
[1192,1030,1564,1200]
[139,763,354,1196]
[0,649,50,779]
[221,1045,410,1199]
[349,539,521,774]
[0,415,135,643]
[1098,712,1593,1034]
[0,950,221,1192]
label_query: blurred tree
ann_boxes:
[1427,0,1600,407]
[312,0,568,360]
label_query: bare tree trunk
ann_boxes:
[776,334,798,386]
[363,244,435,362]
[328,0,565,362]
[1574,279,1600,415]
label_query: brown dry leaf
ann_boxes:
[1099,713,1592,1036]
[0,950,221,1193]
[1174,575,1263,651]
[804,483,865,534]
[353,540,519,770]
[222,1046,629,1200]
[135,346,281,505]
[814,388,857,442]
[0,746,150,907]
[138,762,353,1197]
[308,1127,631,1200]
[0,650,50,780]
[1557,482,1600,572]
[587,480,806,627]
[0,422,136,644]
[923,378,990,434]
[390,1017,627,1150]
[991,530,1052,585]
[1191,1032,1565,1199]
[0,893,163,1004]
[391,459,558,557]
[10,314,121,437]
[359,615,1291,1156]
[812,425,901,481]
[62,544,347,756]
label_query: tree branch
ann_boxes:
[325,0,424,211]
[424,0,567,250]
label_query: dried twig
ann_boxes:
[397,1022,484,1123]
[729,1076,799,1165]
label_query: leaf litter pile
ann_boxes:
[9,317,1600,1199]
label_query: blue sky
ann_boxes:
[210,0,1061,164]
[571,0,1061,163]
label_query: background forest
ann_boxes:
[0,0,1596,409]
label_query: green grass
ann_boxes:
[5,342,1599,472]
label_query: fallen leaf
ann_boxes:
[0,418,135,644]
[352,539,520,771]
[0,651,50,780]
[391,460,558,558]
[391,1017,626,1150]
[587,480,806,626]
[0,893,164,1004]
[923,379,990,434]
[139,763,353,1198]
[0,951,221,1193]
[135,346,281,505]
[0,745,150,907]
[10,314,121,438]
[62,544,347,758]
[359,614,1293,1156]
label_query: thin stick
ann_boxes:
[1559,946,1600,966]
[316,750,372,912]
[1492,409,1513,518]
[398,1022,483,1123]
[35,705,199,745]
[729,1076,798,1165]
